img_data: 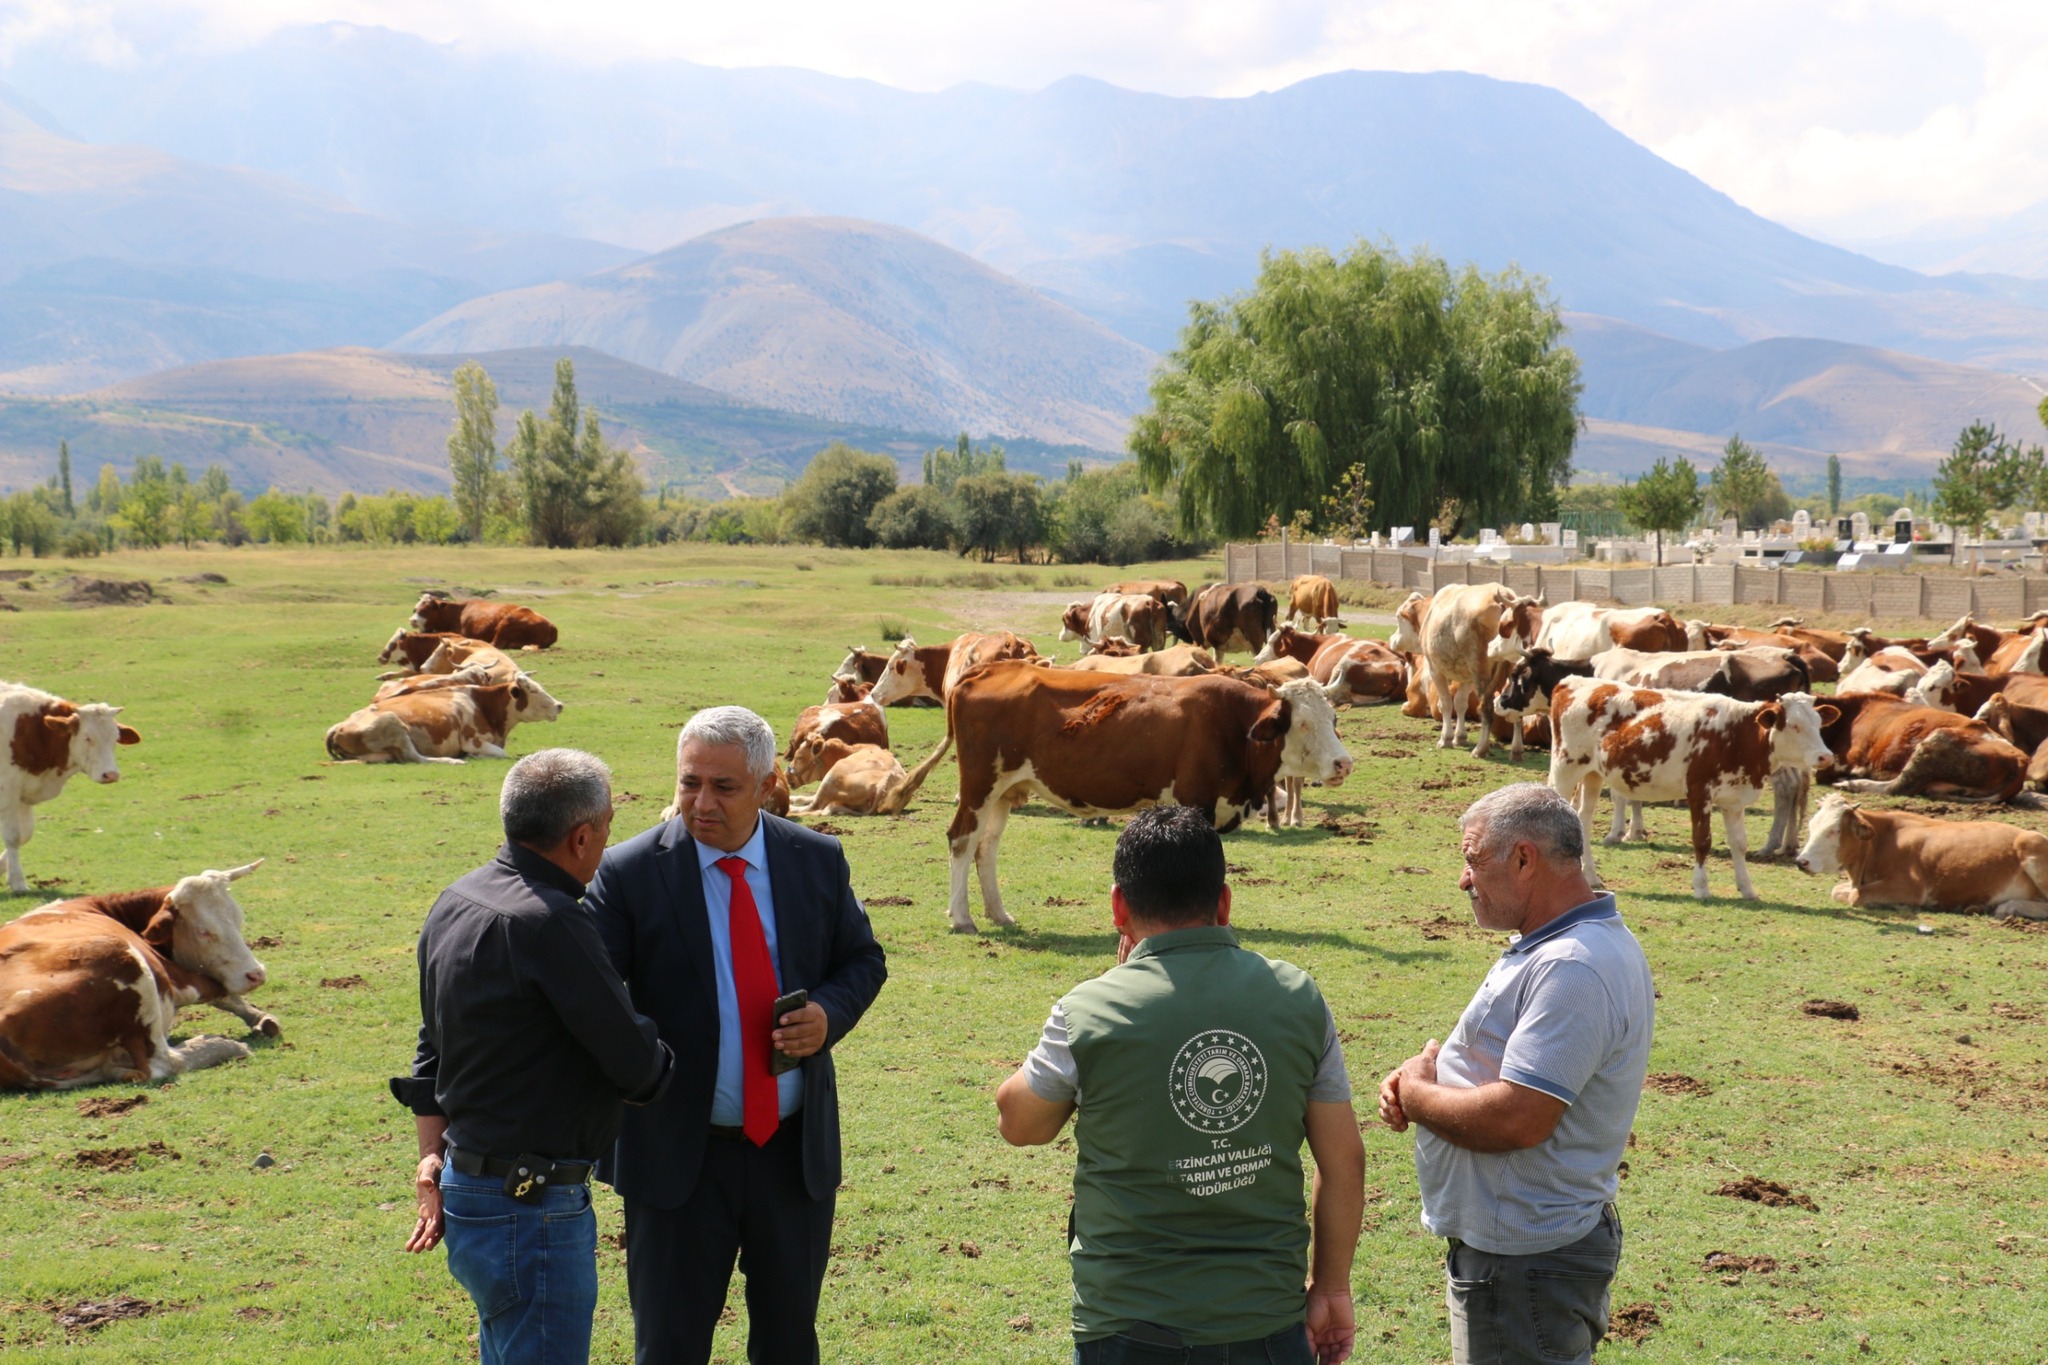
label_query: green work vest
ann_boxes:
[1061,924,1329,1344]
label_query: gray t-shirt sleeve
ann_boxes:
[1498,958,1614,1105]
[1310,1002,1352,1103]
[1020,1001,1078,1103]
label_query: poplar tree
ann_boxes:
[56,440,73,516]
[1826,454,1842,518]
[446,361,501,542]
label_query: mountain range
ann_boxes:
[2,26,2046,494]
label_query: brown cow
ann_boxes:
[1287,575,1341,630]
[376,629,470,673]
[786,738,951,816]
[0,862,275,1089]
[1926,615,2047,677]
[824,674,873,705]
[1818,693,2032,803]
[2,685,142,894]
[324,675,563,764]
[1685,620,1841,683]
[1070,644,1217,676]
[1795,795,2048,918]
[1105,580,1191,640]
[1065,594,1168,651]
[784,701,890,773]
[1255,627,1407,705]
[1183,584,1279,656]
[941,663,1353,931]
[867,632,1041,706]
[409,594,558,650]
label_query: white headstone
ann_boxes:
[1852,512,1871,541]
[1370,531,1382,548]
[1839,553,1863,569]
[1541,521,1561,545]
[1392,526,1414,546]
[1479,528,1499,545]
[1562,529,1579,549]
[1792,509,1811,532]
[1521,523,1536,542]
[1428,527,1442,549]
[1720,517,1738,538]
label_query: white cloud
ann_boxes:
[4,0,2045,236]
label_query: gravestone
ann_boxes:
[1428,528,1441,549]
[1851,512,1871,542]
[1520,523,1536,542]
[1392,526,1414,546]
[1562,529,1579,549]
[1541,522,1561,545]
[1479,528,1499,545]
[1792,509,1811,535]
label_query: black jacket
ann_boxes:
[585,812,887,1205]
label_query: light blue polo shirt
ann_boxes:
[1414,894,1654,1255]
[693,820,803,1126]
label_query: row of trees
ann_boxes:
[1129,240,1582,541]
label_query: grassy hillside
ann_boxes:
[0,544,2041,1361]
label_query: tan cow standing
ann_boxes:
[0,862,275,1089]
[1795,795,2048,919]
[1286,574,1341,630]
[1388,584,1540,757]
[1,684,142,894]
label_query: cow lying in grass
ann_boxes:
[1795,795,2048,919]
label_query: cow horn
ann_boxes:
[225,859,265,881]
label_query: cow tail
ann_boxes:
[881,735,953,815]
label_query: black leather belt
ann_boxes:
[447,1145,593,1186]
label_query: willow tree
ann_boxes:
[1129,242,1581,539]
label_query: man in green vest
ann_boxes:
[995,806,1365,1364]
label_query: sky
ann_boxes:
[3,0,2044,242]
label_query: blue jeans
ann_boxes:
[1074,1324,1313,1364]
[439,1164,600,1365]
[1445,1204,1622,1365]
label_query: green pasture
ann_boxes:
[0,545,2044,1364]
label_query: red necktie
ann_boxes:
[716,856,780,1146]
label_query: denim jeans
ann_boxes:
[1074,1323,1313,1364]
[439,1164,600,1365]
[1445,1204,1622,1365]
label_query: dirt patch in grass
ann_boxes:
[1316,815,1377,841]
[250,934,284,949]
[1990,1002,2040,1022]
[1784,1304,1826,1322]
[866,895,913,907]
[76,1095,147,1119]
[1043,895,1084,906]
[232,1306,281,1322]
[73,1141,179,1172]
[1882,1052,2036,1111]
[1704,1251,1780,1274]
[1645,1073,1712,1096]
[1712,1176,1818,1211]
[61,577,158,606]
[1802,999,1861,1020]
[319,975,366,990]
[1607,1303,1660,1344]
[52,1296,154,1333]
[805,821,850,836]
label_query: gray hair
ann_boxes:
[501,748,613,848]
[678,705,776,779]
[1459,783,1584,864]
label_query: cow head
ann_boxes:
[1926,613,1976,651]
[866,638,924,706]
[377,627,413,664]
[153,860,268,996]
[43,703,142,784]
[1388,593,1428,654]
[1164,598,1193,644]
[788,734,836,788]
[1267,679,1352,787]
[1494,648,1554,717]
[1253,625,1298,665]
[825,673,870,704]
[1058,603,1091,642]
[407,592,441,631]
[508,672,564,723]
[1906,659,1959,711]
[1488,594,1543,664]
[1683,619,1713,651]
[1974,693,2014,739]
[1794,795,1864,876]
[1758,694,1837,774]
[2011,631,2046,676]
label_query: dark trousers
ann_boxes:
[622,1116,834,1365]
[1445,1204,1623,1365]
[1074,1324,1313,1363]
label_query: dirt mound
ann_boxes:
[53,1296,153,1333]
[0,594,17,612]
[1802,999,1861,1020]
[1608,1303,1660,1344]
[177,572,228,584]
[1704,1251,1780,1274]
[76,1095,147,1119]
[72,1141,178,1172]
[61,577,156,606]
[320,975,366,990]
[866,895,913,907]
[1645,1072,1711,1096]
[1712,1176,1818,1211]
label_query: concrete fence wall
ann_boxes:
[1221,543,2048,621]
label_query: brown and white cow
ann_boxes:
[1795,794,2048,919]
[409,594,559,650]
[866,632,1041,707]
[0,862,274,1089]
[1183,584,1280,657]
[1070,644,1217,676]
[2,685,141,894]
[786,738,951,817]
[1255,627,1407,706]
[941,663,1353,931]
[784,700,890,776]
[1105,579,1191,638]
[1548,679,1836,899]
[1817,693,2031,803]
[372,662,499,702]
[1287,575,1342,631]
[824,674,873,705]
[324,674,563,764]
[1927,615,2048,677]
[1685,620,1840,683]
[1837,641,1934,696]
[377,629,470,673]
[1063,593,1168,651]
[1388,584,1540,757]
[1537,604,1685,659]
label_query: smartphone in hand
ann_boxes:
[769,989,809,1075]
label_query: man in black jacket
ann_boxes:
[586,705,887,1364]
[393,747,672,1365]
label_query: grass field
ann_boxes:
[1,544,2044,1364]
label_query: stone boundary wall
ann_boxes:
[1221,544,2048,621]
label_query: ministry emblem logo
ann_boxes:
[1169,1030,1268,1133]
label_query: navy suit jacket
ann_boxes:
[585,812,887,1207]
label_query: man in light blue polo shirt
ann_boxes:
[1379,783,1654,1365]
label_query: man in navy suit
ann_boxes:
[587,705,888,1364]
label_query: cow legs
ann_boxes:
[1688,798,1716,900]
[1992,900,2048,921]
[2,805,33,893]
[946,809,983,933]
[972,798,1018,930]
[1563,773,1604,889]
[155,1034,254,1079]
[212,994,282,1038]
[1433,675,1461,749]
[1473,678,1497,760]
[1628,802,1649,842]
[947,787,1021,933]
[1759,769,1809,858]
[1722,803,1758,901]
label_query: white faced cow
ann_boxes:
[2,684,142,894]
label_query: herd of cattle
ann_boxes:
[7,570,2048,1094]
